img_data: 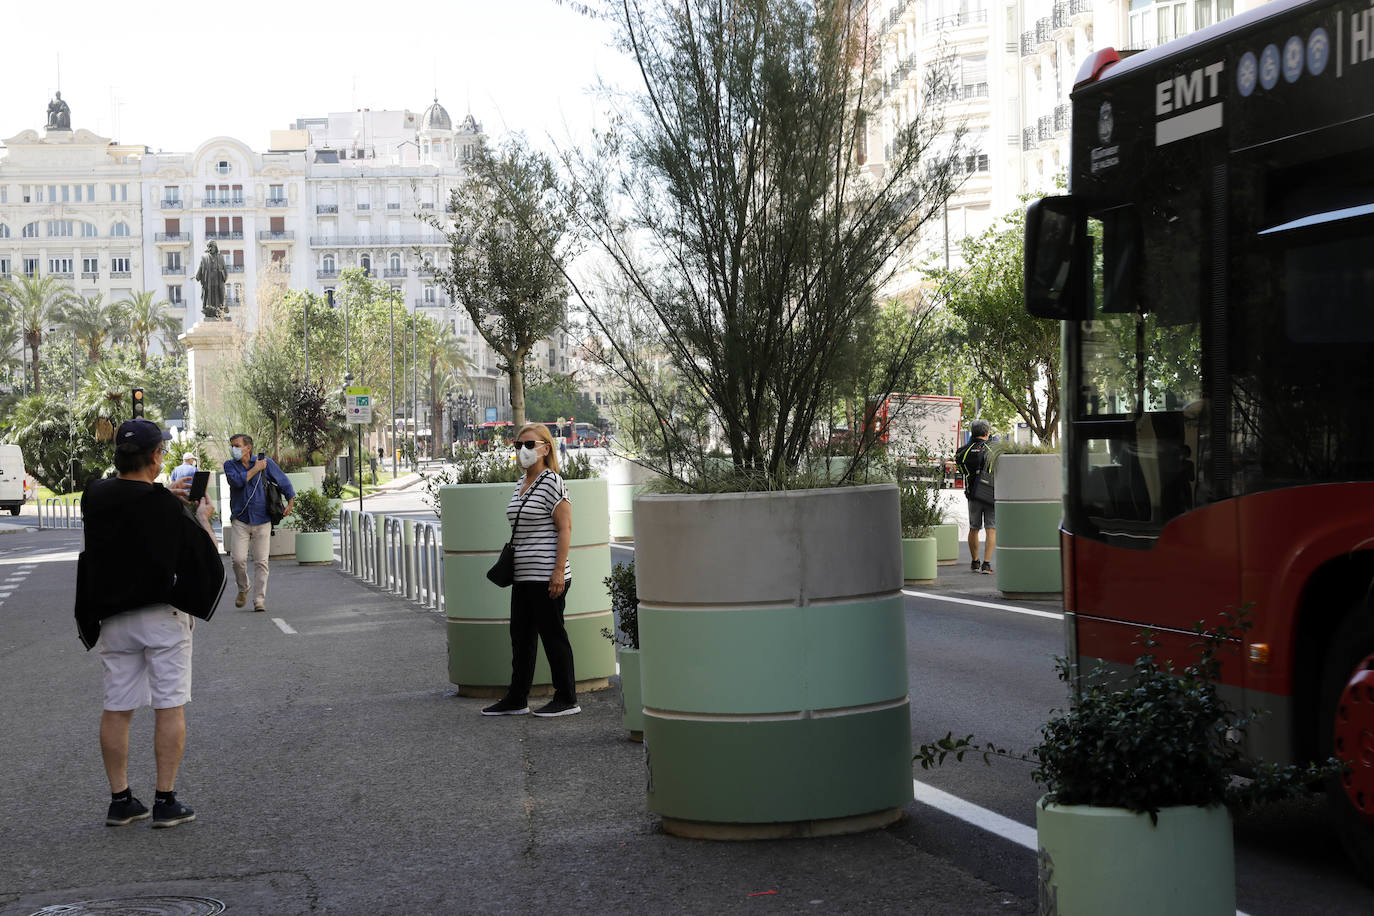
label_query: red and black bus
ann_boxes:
[1025,0,1374,873]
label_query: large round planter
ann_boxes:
[267,527,296,559]
[295,530,334,565]
[901,536,937,585]
[635,484,912,838]
[933,523,959,565]
[617,646,643,742]
[285,471,314,500]
[1036,800,1235,915]
[994,453,1062,597]
[303,465,327,488]
[440,478,616,697]
[607,459,657,542]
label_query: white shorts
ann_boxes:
[97,605,194,711]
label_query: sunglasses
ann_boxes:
[516,440,543,450]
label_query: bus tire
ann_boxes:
[1319,605,1374,885]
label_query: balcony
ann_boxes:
[384,268,408,278]
[257,230,295,241]
[1022,126,1037,151]
[1054,104,1071,133]
[415,298,450,309]
[111,271,132,279]
[266,197,288,208]
[205,231,245,241]
[416,267,437,278]
[925,8,987,33]
[1052,3,1070,30]
[317,269,339,279]
[307,233,446,247]
[50,272,74,279]
[316,204,339,214]
[155,231,192,244]
[419,202,435,210]
[202,198,245,207]
[226,265,245,274]
[387,203,401,209]
[81,271,99,279]
[160,199,183,209]
[1038,115,1054,143]
[1071,0,1091,15]
[1021,30,1036,56]
[357,203,370,210]
[225,295,243,307]
[1036,17,1052,45]
[162,265,185,275]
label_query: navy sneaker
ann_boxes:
[980,561,993,575]
[482,697,530,716]
[105,795,150,826]
[151,797,196,829]
[970,559,981,572]
[533,698,581,718]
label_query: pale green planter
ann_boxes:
[440,478,616,698]
[934,523,959,565]
[617,646,643,741]
[295,530,334,565]
[607,459,656,542]
[994,453,1062,597]
[285,471,314,498]
[1036,800,1235,915]
[303,465,327,488]
[635,484,912,839]
[901,536,937,584]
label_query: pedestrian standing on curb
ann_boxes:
[482,422,581,718]
[169,452,198,484]
[222,433,295,613]
[956,420,997,575]
[75,419,225,829]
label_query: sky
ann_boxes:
[2,0,638,155]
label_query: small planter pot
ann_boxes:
[617,646,643,742]
[295,530,334,565]
[933,523,959,565]
[1035,799,1235,916]
[607,459,657,542]
[901,536,937,585]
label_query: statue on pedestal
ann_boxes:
[195,241,228,320]
[46,92,71,130]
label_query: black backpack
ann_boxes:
[263,471,287,526]
[956,439,994,502]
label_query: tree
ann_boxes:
[431,136,574,428]
[117,290,182,369]
[61,293,128,363]
[558,0,962,485]
[524,373,603,426]
[929,208,1061,444]
[234,323,298,457]
[3,274,77,395]
[421,320,473,454]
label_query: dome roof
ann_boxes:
[458,113,481,134]
[421,98,452,132]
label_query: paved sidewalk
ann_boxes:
[1,548,1033,915]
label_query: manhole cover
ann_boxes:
[30,896,226,915]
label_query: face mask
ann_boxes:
[517,444,543,468]
[230,446,243,460]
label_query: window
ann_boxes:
[167,252,182,271]
[111,257,130,274]
[0,186,6,204]
[163,186,181,204]
[23,258,39,277]
[0,224,8,239]
[83,257,99,274]
[268,184,285,204]
[61,185,70,203]
[0,258,9,275]
[389,252,402,271]
[21,185,31,203]
[217,160,231,175]
[88,183,96,201]
[231,184,244,205]
[168,285,183,305]
[48,257,74,274]
[322,254,336,273]
[47,220,74,237]
[110,221,130,237]
[81,222,98,237]
[360,254,371,275]
[423,285,436,303]
[325,288,336,307]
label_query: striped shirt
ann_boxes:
[506,470,572,583]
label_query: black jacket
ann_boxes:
[75,478,226,649]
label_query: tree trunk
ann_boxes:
[429,353,441,457]
[509,357,527,429]
[29,340,40,395]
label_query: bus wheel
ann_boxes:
[1321,608,1374,883]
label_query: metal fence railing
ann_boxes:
[38,498,83,530]
[341,509,443,614]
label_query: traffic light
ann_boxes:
[131,388,145,418]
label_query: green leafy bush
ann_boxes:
[290,488,338,533]
[601,560,639,649]
[899,477,944,539]
[560,451,597,480]
[321,472,344,499]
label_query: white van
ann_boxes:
[0,444,29,515]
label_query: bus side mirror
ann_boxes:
[1025,196,1086,320]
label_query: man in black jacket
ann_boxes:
[75,419,224,829]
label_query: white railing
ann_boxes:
[341,509,443,613]
[38,497,82,529]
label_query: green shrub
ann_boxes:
[899,477,944,539]
[290,488,338,533]
[601,559,639,649]
[321,472,344,499]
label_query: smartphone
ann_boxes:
[187,470,210,502]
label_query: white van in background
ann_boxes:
[0,444,29,515]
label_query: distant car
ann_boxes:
[0,444,28,516]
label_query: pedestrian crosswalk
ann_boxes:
[0,563,37,607]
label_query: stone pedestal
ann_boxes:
[181,320,244,457]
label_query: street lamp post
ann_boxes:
[389,291,397,479]
[303,294,310,383]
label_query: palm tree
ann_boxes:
[117,290,182,369]
[61,293,128,363]
[424,320,474,455]
[0,305,24,391]
[2,274,77,395]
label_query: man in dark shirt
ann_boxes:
[76,418,224,829]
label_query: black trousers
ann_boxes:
[508,580,577,703]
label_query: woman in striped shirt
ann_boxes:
[481,423,580,718]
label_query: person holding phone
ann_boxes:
[222,433,294,613]
[75,418,224,829]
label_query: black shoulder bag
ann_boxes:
[486,472,545,587]
[263,472,287,526]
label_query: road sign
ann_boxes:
[345,386,372,424]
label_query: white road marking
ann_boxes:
[271,617,297,635]
[902,589,1063,621]
[0,550,79,566]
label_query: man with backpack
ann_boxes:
[223,433,295,612]
[956,420,996,575]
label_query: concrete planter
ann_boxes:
[607,459,657,542]
[285,472,314,499]
[635,484,912,838]
[268,527,296,559]
[440,478,615,697]
[617,646,643,742]
[901,536,937,584]
[303,465,327,488]
[994,453,1063,597]
[1036,800,1235,915]
[934,523,959,565]
[295,531,334,565]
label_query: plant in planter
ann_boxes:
[290,487,338,565]
[918,610,1341,915]
[601,560,643,741]
[898,468,944,585]
[321,472,344,500]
